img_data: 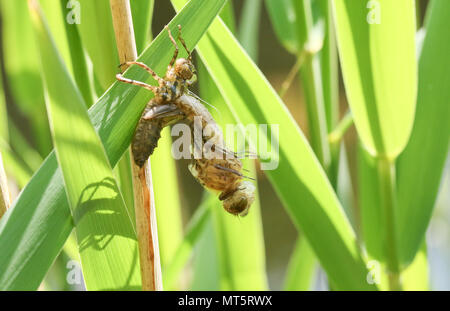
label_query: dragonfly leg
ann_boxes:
[119,61,164,85]
[116,74,158,93]
[165,25,179,69]
[177,25,192,60]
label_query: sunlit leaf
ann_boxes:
[29,0,141,290]
[0,0,227,290]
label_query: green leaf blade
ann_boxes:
[29,1,141,290]
[264,0,298,54]
[397,0,450,266]
[333,0,417,157]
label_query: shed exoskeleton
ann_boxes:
[116,25,255,217]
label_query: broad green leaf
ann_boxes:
[76,0,118,91]
[397,0,450,266]
[333,0,417,158]
[29,0,140,290]
[0,0,226,290]
[131,0,154,54]
[171,0,375,290]
[264,0,298,54]
[0,153,72,290]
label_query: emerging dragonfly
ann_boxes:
[116,25,255,217]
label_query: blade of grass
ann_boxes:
[294,0,331,174]
[0,0,228,290]
[151,128,183,274]
[171,0,375,290]
[318,0,338,134]
[358,143,384,261]
[397,0,450,266]
[29,0,141,290]
[60,0,94,107]
[283,236,316,290]
[130,0,154,54]
[76,0,118,91]
[318,0,339,187]
[163,196,211,290]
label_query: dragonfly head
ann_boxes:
[222,181,255,217]
[175,58,196,80]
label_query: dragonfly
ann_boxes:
[116,25,255,217]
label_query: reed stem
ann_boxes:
[110,0,162,291]
[376,156,402,290]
